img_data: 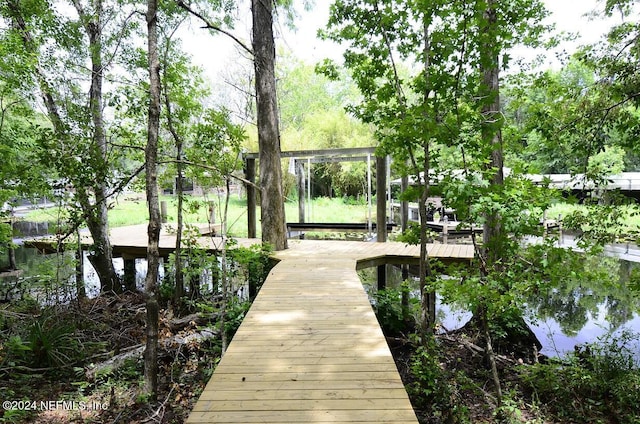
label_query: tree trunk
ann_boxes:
[9,0,121,293]
[419,19,434,338]
[144,0,161,400]
[478,0,504,402]
[173,141,185,310]
[162,50,185,311]
[251,0,287,251]
[480,0,505,264]
[72,0,121,294]
[83,197,121,293]
[418,152,434,338]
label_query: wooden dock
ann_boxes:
[187,240,474,423]
[25,224,475,422]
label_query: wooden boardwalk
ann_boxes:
[26,224,475,422]
[187,240,474,424]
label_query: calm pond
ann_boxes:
[3,243,640,358]
[364,253,640,358]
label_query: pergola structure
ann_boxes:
[243,147,406,242]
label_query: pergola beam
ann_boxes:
[244,147,376,160]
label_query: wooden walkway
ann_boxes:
[187,240,474,424]
[25,224,475,422]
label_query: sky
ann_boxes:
[184,0,624,79]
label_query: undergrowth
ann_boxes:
[372,286,640,424]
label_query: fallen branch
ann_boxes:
[168,313,217,332]
[438,334,517,366]
[85,327,219,380]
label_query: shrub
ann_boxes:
[408,340,471,423]
[521,332,640,423]
[27,314,79,368]
[372,284,415,336]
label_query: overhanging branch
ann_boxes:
[175,0,254,57]
[159,158,261,190]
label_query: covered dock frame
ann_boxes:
[244,147,409,243]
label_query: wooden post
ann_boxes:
[123,256,136,292]
[248,264,257,300]
[377,264,386,291]
[160,201,168,223]
[442,220,449,244]
[297,160,305,224]
[246,157,257,239]
[75,228,86,299]
[376,155,387,242]
[401,174,409,233]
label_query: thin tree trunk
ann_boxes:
[8,216,16,270]
[418,152,434,338]
[220,178,232,354]
[479,0,503,402]
[9,0,121,293]
[144,0,161,400]
[162,50,185,311]
[251,0,287,251]
[419,18,434,338]
[76,228,86,300]
[173,140,185,309]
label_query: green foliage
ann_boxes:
[562,200,631,248]
[408,340,470,423]
[372,284,416,335]
[229,243,275,297]
[222,298,250,342]
[187,107,246,189]
[521,331,640,423]
[27,314,79,368]
[1,335,31,367]
[587,145,626,178]
[277,53,358,131]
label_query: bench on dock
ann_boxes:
[286,222,396,238]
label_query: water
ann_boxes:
[525,256,640,357]
[0,246,152,303]
[4,245,640,358]
[365,257,640,359]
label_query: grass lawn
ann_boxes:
[24,194,372,238]
[546,202,640,235]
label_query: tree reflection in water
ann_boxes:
[526,255,640,357]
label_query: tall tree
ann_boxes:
[70,0,121,293]
[251,0,287,250]
[176,0,288,250]
[476,0,504,399]
[144,0,161,399]
[322,0,477,335]
[323,0,553,402]
[2,0,130,293]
